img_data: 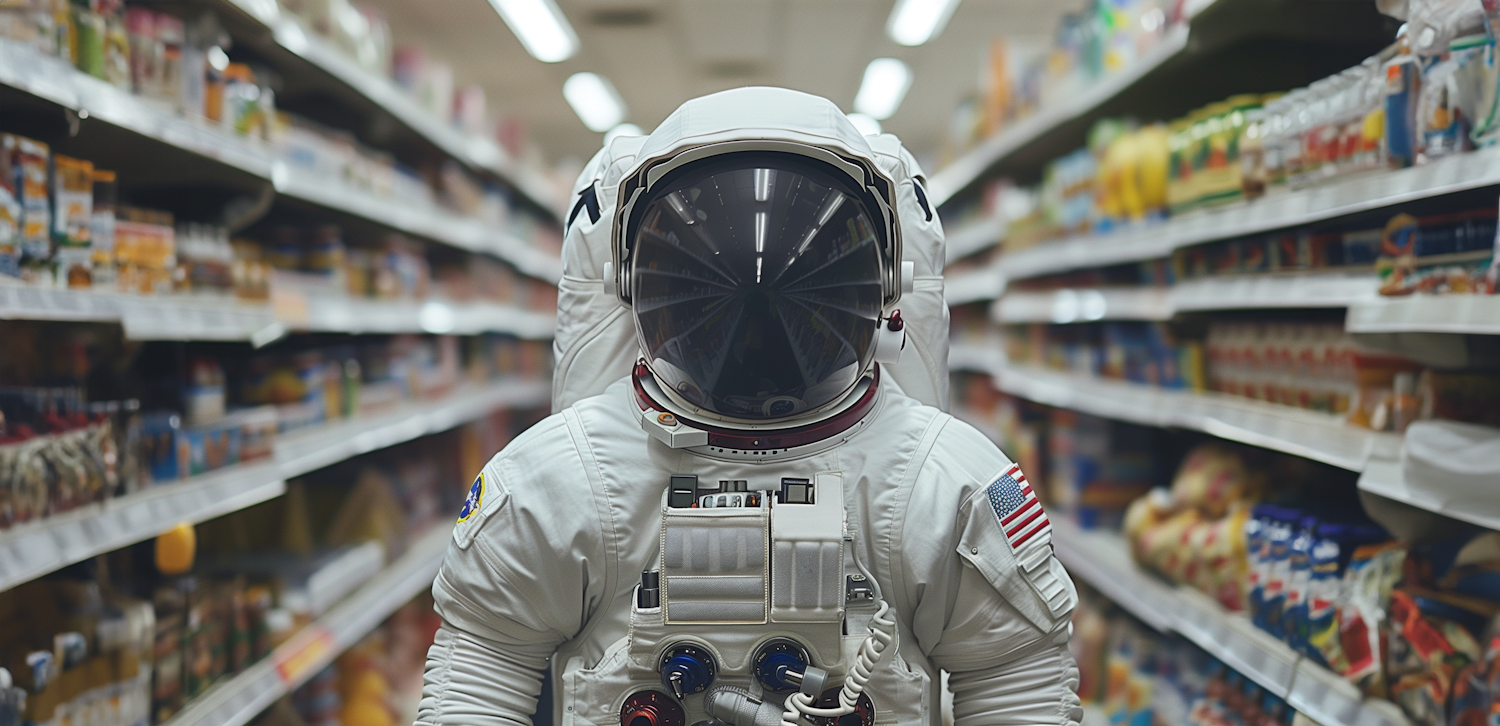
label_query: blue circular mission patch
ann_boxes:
[458,473,483,523]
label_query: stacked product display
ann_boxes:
[0,321,549,531]
[954,384,1500,726]
[1073,586,1315,726]
[0,0,564,723]
[942,4,1500,726]
[0,415,534,726]
[259,594,441,726]
[987,317,1500,435]
[0,129,560,302]
[947,5,1500,303]
[0,0,550,168]
[946,0,1186,159]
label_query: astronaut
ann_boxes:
[416,88,1082,726]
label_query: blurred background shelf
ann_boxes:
[158,523,452,726]
[994,287,1172,323]
[212,0,563,217]
[0,377,545,594]
[1051,519,1412,726]
[949,344,1397,471]
[1346,295,1500,335]
[1,283,555,340]
[929,23,1193,205]
[0,36,565,282]
[987,147,1500,283]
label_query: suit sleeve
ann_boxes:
[908,421,1083,726]
[416,431,606,726]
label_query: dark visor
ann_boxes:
[630,153,885,420]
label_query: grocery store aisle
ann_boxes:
[3,0,1499,725]
[944,2,1500,726]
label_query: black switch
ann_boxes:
[669,474,698,508]
[780,477,812,504]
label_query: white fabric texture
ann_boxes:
[550,87,950,414]
[416,378,1079,726]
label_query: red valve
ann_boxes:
[620,690,685,726]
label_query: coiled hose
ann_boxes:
[779,546,895,726]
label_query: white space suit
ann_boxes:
[417,88,1082,726]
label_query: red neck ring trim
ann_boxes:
[632,363,880,452]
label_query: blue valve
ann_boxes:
[752,639,811,693]
[659,644,716,699]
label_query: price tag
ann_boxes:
[272,624,334,686]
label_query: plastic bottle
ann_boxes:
[1385,26,1421,168]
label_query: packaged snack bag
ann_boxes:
[1341,543,1408,694]
[1388,592,1486,726]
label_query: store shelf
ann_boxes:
[986,274,1379,323]
[0,283,283,339]
[945,218,1006,264]
[992,147,1500,282]
[945,264,1007,306]
[221,0,564,218]
[0,283,556,341]
[0,378,546,593]
[278,295,556,338]
[0,38,564,280]
[1346,294,1500,335]
[272,166,490,251]
[274,378,549,477]
[994,287,1172,323]
[1171,274,1379,312]
[928,23,1193,206]
[1000,229,1175,283]
[489,236,567,284]
[0,36,274,178]
[1358,457,1500,533]
[949,346,1398,471]
[1052,519,1411,726]
[948,339,1007,375]
[161,522,453,726]
[0,462,287,595]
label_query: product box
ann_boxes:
[226,405,278,462]
[15,135,51,280]
[0,134,19,278]
[140,412,243,481]
[114,207,175,294]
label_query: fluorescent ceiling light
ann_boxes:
[564,72,627,132]
[854,58,912,120]
[846,112,882,136]
[604,123,644,144]
[886,0,961,46]
[487,0,578,63]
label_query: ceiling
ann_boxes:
[359,0,1082,171]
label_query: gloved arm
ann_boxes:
[415,434,605,726]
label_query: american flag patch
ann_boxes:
[986,464,1051,550]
